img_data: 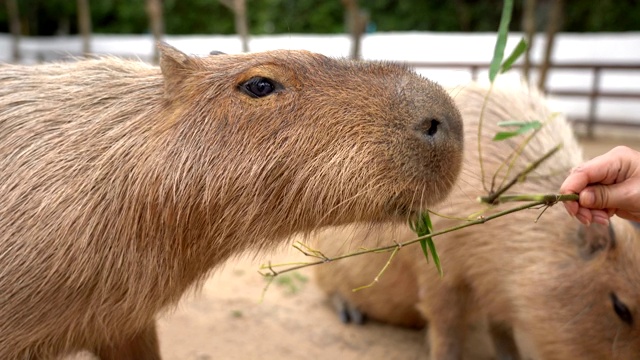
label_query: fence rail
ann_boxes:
[406,62,640,137]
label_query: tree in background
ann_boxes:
[145,0,164,63]
[522,0,536,82]
[538,0,564,90]
[76,0,91,56]
[5,0,21,62]
[1,1,638,39]
[342,0,368,60]
[220,0,249,52]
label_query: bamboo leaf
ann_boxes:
[493,121,542,141]
[489,0,515,82]
[498,120,541,127]
[500,38,528,74]
[493,131,520,141]
[425,237,443,277]
[410,212,441,274]
[419,237,429,264]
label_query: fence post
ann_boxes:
[587,67,601,139]
[471,65,478,81]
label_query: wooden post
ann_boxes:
[587,67,601,139]
[220,0,249,53]
[342,0,367,60]
[145,0,164,63]
[537,0,563,90]
[522,0,537,82]
[6,0,21,62]
[76,0,92,57]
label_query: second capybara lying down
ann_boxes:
[0,44,464,359]
[314,84,640,359]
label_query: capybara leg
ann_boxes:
[95,322,161,360]
[488,321,521,360]
[417,284,468,360]
[330,293,366,325]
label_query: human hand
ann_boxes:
[560,146,640,226]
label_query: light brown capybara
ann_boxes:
[314,84,640,359]
[0,43,465,359]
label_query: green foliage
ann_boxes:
[500,38,527,74]
[409,211,442,276]
[493,120,542,141]
[489,0,514,82]
[564,0,640,32]
[251,0,344,34]
[3,0,639,37]
[273,271,308,295]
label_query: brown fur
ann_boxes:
[0,43,464,359]
[314,84,640,359]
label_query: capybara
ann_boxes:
[0,43,464,359]
[314,84,640,359]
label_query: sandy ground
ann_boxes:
[151,134,640,360]
[67,134,640,360]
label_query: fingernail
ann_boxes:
[576,214,588,225]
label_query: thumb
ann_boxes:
[579,183,634,210]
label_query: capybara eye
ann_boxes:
[240,77,278,98]
[611,293,633,325]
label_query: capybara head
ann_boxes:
[521,218,640,359]
[157,43,464,234]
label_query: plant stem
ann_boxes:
[477,83,495,193]
[261,199,556,278]
[478,193,578,204]
[352,245,400,292]
[483,143,562,204]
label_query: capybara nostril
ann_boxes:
[418,118,440,138]
[426,118,440,137]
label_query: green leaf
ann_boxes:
[493,131,520,141]
[492,121,542,141]
[489,0,515,82]
[410,212,442,276]
[500,38,527,74]
[419,238,429,264]
[425,237,443,277]
[498,120,541,127]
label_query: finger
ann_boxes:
[559,149,628,195]
[591,210,611,226]
[615,209,640,223]
[562,199,579,217]
[576,206,593,226]
[579,182,638,211]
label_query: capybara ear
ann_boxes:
[157,42,194,96]
[209,50,226,56]
[575,223,616,260]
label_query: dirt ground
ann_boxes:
[68,134,640,360]
[151,134,640,360]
